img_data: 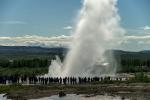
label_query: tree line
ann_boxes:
[0,53,150,75]
[0,58,49,68]
[117,57,150,73]
[0,54,64,76]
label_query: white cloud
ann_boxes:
[143,26,150,30]
[63,26,73,30]
[139,25,150,30]
[0,21,26,25]
[125,35,150,40]
[114,33,150,51]
[0,33,149,51]
[105,26,150,51]
[0,35,72,47]
[0,33,150,51]
[1,26,150,51]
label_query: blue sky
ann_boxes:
[0,0,81,36]
[0,0,150,50]
[118,0,150,28]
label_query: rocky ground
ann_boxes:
[0,83,149,100]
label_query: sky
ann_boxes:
[0,0,150,51]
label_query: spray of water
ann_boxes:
[47,0,124,77]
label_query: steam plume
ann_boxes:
[48,0,124,77]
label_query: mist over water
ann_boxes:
[47,0,124,77]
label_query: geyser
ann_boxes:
[47,0,123,77]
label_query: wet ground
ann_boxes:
[30,93,150,100]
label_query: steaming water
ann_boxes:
[47,56,63,77]
[47,0,124,77]
[31,94,129,100]
[0,94,10,100]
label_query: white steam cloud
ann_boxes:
[48,0,124,77]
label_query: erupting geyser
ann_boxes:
[47,0,124,77]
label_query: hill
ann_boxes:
[0,46,150,60]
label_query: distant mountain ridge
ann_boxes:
[0,46,67,54]
[0,46,150,55]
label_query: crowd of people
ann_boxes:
[0,76,128,85]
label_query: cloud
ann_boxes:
[114,32,150,51]
[139,25,150,31]
[143,26,150,30]
[106,26,150,51]
[125,35,150,40]
[0,32,150,51]
[0,26,150,51]
[0,21,26,25]
[63,26,73,30]
[0,35,72,47]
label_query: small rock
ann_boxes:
[121,96,125,100]
[59,91,66,97]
